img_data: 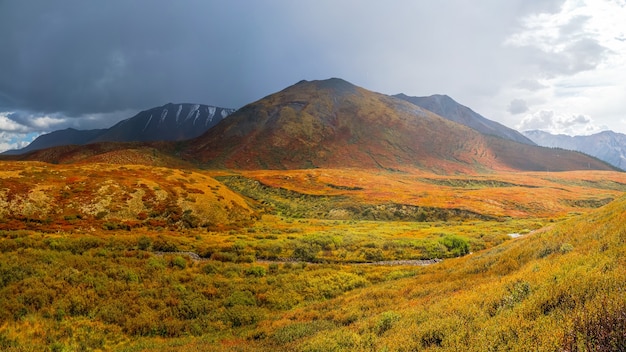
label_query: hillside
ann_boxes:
[524,129,626,170]
[394,93,535,145]
[239,188,626,351]
[230,168,626,219]
[183,78,614,172]
[6,141,192,168]
[0,159,624,350]
[0,162,257,231]
[2,103,235,155]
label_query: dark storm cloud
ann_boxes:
[0,0,569,118]
[6,0,607,145]
[0,0,266,117]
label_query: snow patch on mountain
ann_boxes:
[192,110,201,125]
[176,105,183,123]
[184,104,200,123]
[143,114,153,132]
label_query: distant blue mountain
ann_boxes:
[524,130,626,170]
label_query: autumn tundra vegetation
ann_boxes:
[1,79,625,351]
[0,160,624,351]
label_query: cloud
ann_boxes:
[505,11,611,76]
[0,131,38,152]
[0,111,67,133]
[0,0,254,117]
[489,0,626,136]
[1,0,626,150]
[514,79,548,91]
[517,110,608,135]
[508,99,529,114]
[0,114,30,133]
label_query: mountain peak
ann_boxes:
[291,77,359,95]
[183,79,612,172]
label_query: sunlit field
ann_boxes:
[0,162,625,351]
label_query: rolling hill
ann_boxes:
[0,162,257,230]
[182,78,614,172]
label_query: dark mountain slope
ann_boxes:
[524,130,626,170]
[93,103,235,143]
[395,93,535,145]
[182,78,614,172]
[2,128,106,155]
[2,103,234,155]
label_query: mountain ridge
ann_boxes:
[394,93,535,145]
[2,78,617,173]
[3,103,235,155]
[523,129,626,170]
[181,78,615,172]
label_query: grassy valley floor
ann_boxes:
[0,163,624,351]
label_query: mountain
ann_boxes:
[3,103,235,155]
[93,103,235,143]
[394,93,536,145]
[524,130,626,170]
[182,78,614,172]
[2,128,106,155]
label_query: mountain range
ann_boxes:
[181,78,613,172]
[1,78,618,173]
[3,103,234,155]
[524,130,626,170]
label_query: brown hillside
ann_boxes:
[0,162,257,231]
[183,78,615,172]
[9,141,191,168]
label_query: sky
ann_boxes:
[1,0,625,152]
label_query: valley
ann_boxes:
[4,0,626,349]
[0,78,625,351]
[0,160,625,351]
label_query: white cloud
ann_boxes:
[0,114,29,133]
[0,111,68,151]
[30,115,67,130]
[0,131,39,153]
[517,110,608,135]
[0,111,67,132]
[491,0,626,135]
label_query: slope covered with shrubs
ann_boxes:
[251,194,626,351]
